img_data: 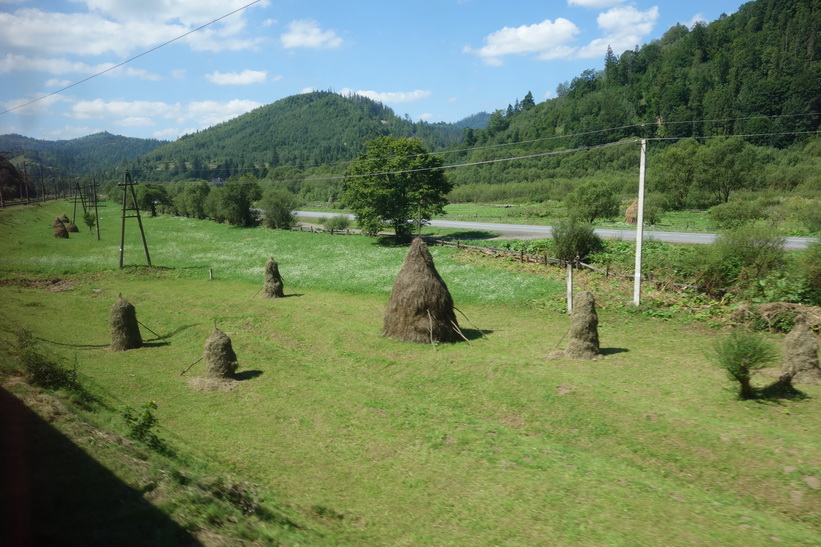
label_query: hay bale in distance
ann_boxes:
[263,257,285,298]
[52,217,65,228]
[383,237,460,343]
[110,296,142,351]
[65,222,79,233]
[624,200,638,224]
[53,223,69,238]
[564,291,600,359]
[204,328,238,378]
[58,213,70,223]
[782,319,821,384]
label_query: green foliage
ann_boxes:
[213,179,262,227]
[175,180,211,219]
[711,330,778,399]
[135,183,171,217]
[802,241,821,304]
[694,138,759,204]
[321,215,351,233]
[707,199,766,229]
[122,400,166,451]
[564,180,619,223]
[14,329,77,390]
[82,210,96,232]
[551,219,604,262]
[258,186,298,230]
[343,136,451,239]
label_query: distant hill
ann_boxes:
[135,91,473,181]
[0,132,168,176]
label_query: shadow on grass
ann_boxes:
[756,380,809,402]
[601,347,630,356]
[441,230,500,240]
[160,323,198,339]
[463,328,494,341]
[233,370,263,381]
[0,387,199,546]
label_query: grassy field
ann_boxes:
[2,201,820,545]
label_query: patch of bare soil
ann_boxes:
[186,376,238,392]
[0,277,76,292]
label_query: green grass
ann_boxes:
[2,201,820,545]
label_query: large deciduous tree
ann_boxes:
[343,136,451,239]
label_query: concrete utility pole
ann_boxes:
[632,139,647,306]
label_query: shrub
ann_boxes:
[122,400,166,450]
[552,219,604,263]
[259,187,299,230]
[802,241,821,304]
[707,199,766,229]
[82,210,96,232]
[711,330,778,399]
[323,215,351,233]
[564,180,619,223]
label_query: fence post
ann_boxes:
[566,263,573,313]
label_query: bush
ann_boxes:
[552,219,604,262]
[564,180,619,223]
[802,241,821,304]
[707,199,766,229]
[323,215,351,233]
[711,330,778,399]
[122,400,166,451]
[259,187,299,230]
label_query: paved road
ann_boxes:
[294,211,818,250]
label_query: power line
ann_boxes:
[0,0,265,116]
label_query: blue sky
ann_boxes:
[1,0,746,142]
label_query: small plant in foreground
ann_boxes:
[123,400,166,450]
[82,210,96,233]
[711,330,778,399]
[14,329,78,390]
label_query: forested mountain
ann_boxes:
[130,91,472,182]
[0,132,167,176]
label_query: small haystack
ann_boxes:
[263,257,285,298]
[66,222,79,233]
[58,213,70,223]
[110,295,142,351]
[564,291,600,359]
[53,223,69,238]
[383,237,460,343]
[52,217,65,228]
[204,328,238,378]
[625,200,638,224]
[781,318,821,384]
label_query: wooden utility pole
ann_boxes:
[118,170,151,268]
[632,139,647,306]
[90,177,101,241]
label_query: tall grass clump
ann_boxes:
[711,330,778,399]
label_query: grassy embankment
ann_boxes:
[1,200,820,545]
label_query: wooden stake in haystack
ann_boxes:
[383,237,461,344]
[781,317,821,384]
[110,295,142,351]
[263,257,285,298]
[204,328,238,378]
[564,291,600,360]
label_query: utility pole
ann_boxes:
[90,176,101,241]
[632,139,647,306]
[118,170,151,268]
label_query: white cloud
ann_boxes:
[464,18,580,65]
[568,0,625,8]
[576,5,659,58]
[419,113,433,120]
[299,87,316,94]
[340,89,432,103]
[682,13,706,28]
[45,78,72,88]
[1,93,67,116]
[280,20,343,49]
[186,99,263,126]
[68,98,262,129]
[70,99,178,120]
[206,69,268,85]
[117,116,155,127]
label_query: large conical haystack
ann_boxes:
[263,257,285,298]
[383,238,460,343]
[781,318,821,384]
[110,296,142,351]
[204,328,238,378]
[565,291,600,359]
[625,200,638,224]
[53,223,69,238]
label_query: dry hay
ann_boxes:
[564,291,600,360]
[53,223,69,239]
[383,237,460,343]
[109,296,142,351]
[186,376,238,392]
[731,302,821,332]
[624,200,638,224]
[58,213,70,223]
[204,328,238,378]
[782,318,821,384]
[65,222,79,233]
[51,217,65,228]
[263,257,284,298]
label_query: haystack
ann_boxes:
[263,257,284,298]
[110,296,142,351]
[52,217,65,228]
[625,200,638,224]
[383,238,460,343]
[204,328,238,378]
[58,213,70,223]
[781,318,821,384]
[53,223,69,238]
[66,222,79,233]
[564,291,600,359]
